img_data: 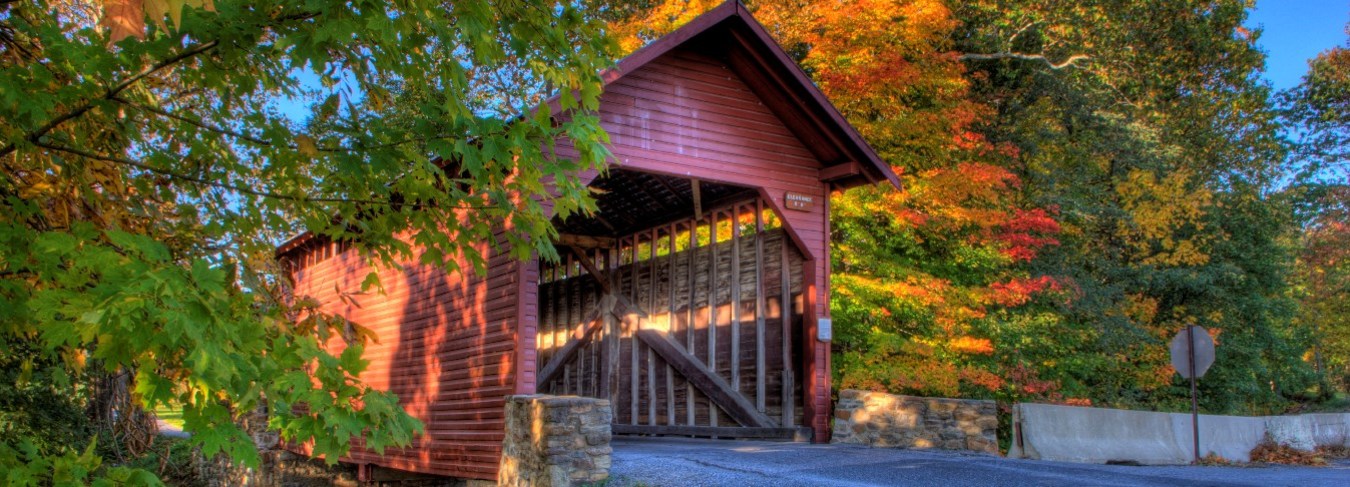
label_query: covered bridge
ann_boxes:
[278,1,899,482]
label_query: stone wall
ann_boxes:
[498,395,612,487]
[831,390,998,454]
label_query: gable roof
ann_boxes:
[600,0,901,191]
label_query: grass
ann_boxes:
[154,404,185,430]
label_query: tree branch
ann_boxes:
[113,96,476,154]
[111,96,274,146]
[31,140,485,210]
[0,40,220,159]
[959,52,1091,70]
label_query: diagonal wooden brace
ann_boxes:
[537,299,609,387]
[569,245,649,318]
[635,329,776,428]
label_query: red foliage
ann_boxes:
[998,208,1062,261]
[988,275,1061,307]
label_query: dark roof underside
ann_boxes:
[554,170,754,238]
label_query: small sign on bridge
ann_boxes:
[784,192,815,211]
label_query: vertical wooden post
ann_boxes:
[577,255,586,396]
[576,256,585,394]
[594,248,604,397]
[821,190,833,441]
[599,265,611,400]
[802,261,820,441]
[781,237,794,427]
[607,248,621,408]
[539,264,550,393]
[754,200,766,413]
[686,219,699,426]
[666,223,677,426]
[731,205,742,394]
[708,210,719,428]
[647,228,658,426]
[562,253,572,395]
[630,237,640,425]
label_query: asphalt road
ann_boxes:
[608,437,1350,486]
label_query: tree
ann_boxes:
[1284,28,1350,391]
[953,0,1319,412]
[1283,41,1350,177]
[611,0,1324,417]
[1,0,615,483]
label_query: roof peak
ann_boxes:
[602,0,900,191]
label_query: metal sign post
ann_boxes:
[1187,325,1199,464]
[1170,324,1215,464]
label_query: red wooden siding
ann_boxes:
[552,48,835,440]
[287,229,522,480]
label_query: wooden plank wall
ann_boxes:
[538,202,805,431]
[286,229,522,481]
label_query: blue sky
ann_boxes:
[1247,0,1348,91]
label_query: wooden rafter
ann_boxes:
[556,234,616,250]
[691,178,703,220]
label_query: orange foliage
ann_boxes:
[948,336,995,355]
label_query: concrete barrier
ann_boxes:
[1008,403,1350,464]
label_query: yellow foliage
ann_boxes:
[1123,293,1159,325]
[1115,169,1213,266]
[607,0,725,54]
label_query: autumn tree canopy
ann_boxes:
[610,0,1332,421]
[1,0,1344,481]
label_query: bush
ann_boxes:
[0,341,92,455]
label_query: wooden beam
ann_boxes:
[537,303,607,387]
[593,214,618,233]
[818,161,862,182]
[691,178,703,220]
[731,205,742,393]
[611,424,810,440]
[782,237,795,427]
[562,254,573,395]
[636,329,775,428]
[802,259,822,441]
[607,248,622,404]
[655,175,693,213]
[629,238,640,425]
[665,223,677,426]
[707,209,719,428]
[685,219,698,426]
[569,245,650,318]
[556,233,616,250]
[603,191,757,246]
[754,200,767,413]
[647,228,658,426]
